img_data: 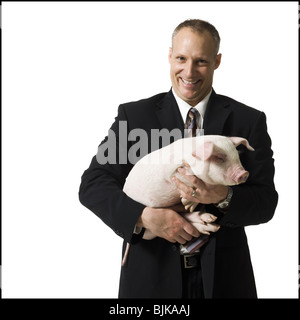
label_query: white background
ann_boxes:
[2,1,298,298]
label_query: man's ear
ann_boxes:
[214,53,222,70]
[168,47,173,63]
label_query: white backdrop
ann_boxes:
[2,1,298,298]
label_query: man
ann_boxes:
[79,19,278,298]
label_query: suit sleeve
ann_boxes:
[211,111,278,227]
[78,105,146,244]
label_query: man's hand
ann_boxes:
[137,207,201,244]
[172,167,229,205]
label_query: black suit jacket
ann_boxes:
[79,89,278,298]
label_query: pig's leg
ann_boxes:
[183,211,219,235]
[184,211,217,224]
[198,212,218,224]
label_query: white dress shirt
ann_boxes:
[172,88,212,131]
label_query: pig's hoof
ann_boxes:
[199,213,217,223]
[181,198,199,212]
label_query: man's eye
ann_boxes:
[198,59,207,65]
[177,56,185,62]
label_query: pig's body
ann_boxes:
[124,135,252,213]
[122,135,254,265]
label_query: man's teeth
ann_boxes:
[182,79,199,84]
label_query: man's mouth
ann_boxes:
[180,78,201,85]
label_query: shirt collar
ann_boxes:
[172,88,212,124]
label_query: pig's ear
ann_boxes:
[193,141,214,161]
[229,137,255,151]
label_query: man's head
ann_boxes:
[169,19,222,106]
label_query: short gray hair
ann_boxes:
[172,19,221,55]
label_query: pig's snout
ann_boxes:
[232,169,249,184]
[236,171,249,184]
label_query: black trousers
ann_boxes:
[181,256,205,299]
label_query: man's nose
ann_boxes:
[184,61,196,78]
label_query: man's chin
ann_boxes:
[179,92,201,105]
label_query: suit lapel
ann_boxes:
[203,90,231,135]
[155,90,185,134]
[155,89,232,136]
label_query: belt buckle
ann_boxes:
[183,254,197,269]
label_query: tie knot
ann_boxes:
[185,108,201,137]
[188,108,200,121]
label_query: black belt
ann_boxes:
[181,252,201,269]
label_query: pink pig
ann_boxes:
[122,135,254,265]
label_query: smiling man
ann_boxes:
[169,24,221,106]
[79,19,278,299]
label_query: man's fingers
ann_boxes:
[182,161,191,168]
[183,222,201,239]
[141,206,212,245]
[172,176,191,194]
[175,235,188,245]
[172,177,200,203]
[177,167,205,188]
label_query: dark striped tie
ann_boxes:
[185,108,201,137]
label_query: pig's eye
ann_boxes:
[214,154,226,163]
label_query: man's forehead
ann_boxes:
[171,29,215,57]
[173,27,213,43]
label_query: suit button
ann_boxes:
[171,245,177,252]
